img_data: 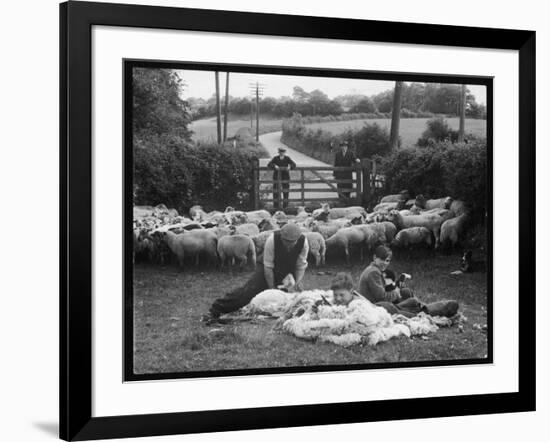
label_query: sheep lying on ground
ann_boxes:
[440,213,469,249]
[217,234,256,269]
[162,229,218,268]
[325,226,367,264]
[303,232,326,266]
[387,210,446,248]
[391,227,433,249]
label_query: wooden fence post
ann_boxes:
[301,169,305,206]
[355,166,362,206]
[252,158,259,209]
[361,158,371,207]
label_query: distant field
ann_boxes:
[190,116,284,141]
[306,117,487,148]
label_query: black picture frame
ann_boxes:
[60,1,536,440]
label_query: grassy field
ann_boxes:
[190,116,284,141]
[133,251,488,375]
[190,116,486,147]
[306,117,486,148]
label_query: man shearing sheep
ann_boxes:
[202,223,309,325]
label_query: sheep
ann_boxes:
[440,213,469,249]
[162,229,218,268]
[373,201,399,212]
[245,209,272,225]
[234,223,260,237]
[303,232,326,266]
[294,206,310,222]
[189,205,207,221]
[134,205,155,218]
[379,221,398,243]
[449,199,468,217]
[251,231,275,255]
[223,207,249,225]
[272,210,288,227]
[312,203,367,221]
[391,227,433,249]
[380,190,411,204]
[258,218,279,232]
[325,226,367,264]
[415,194,453,210]
[217,234,256,269]
[353,224,386,249]
[310,221,341,240]
[386,210,446,248]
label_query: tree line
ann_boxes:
[188,82,486,121]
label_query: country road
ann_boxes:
[258,131,358,207]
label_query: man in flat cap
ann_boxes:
[203,223,309,324]
[333,140,360,201]
[267,146,296,209]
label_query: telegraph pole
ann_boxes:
[223,72,230,142]
[215,71,222,144]
[249,82,266,142]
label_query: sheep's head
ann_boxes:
[297,205,306,214]
[443,196,453,209]
[321,203,330,212]
[224,206,235,213]
[415,194,426,208]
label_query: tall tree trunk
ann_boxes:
[458,83,466,143]
[389,81,403,150]
[223,72,230,142]
[215,71,222,144]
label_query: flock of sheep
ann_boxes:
[133,191,469,270]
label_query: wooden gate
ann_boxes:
[251,158,380,210]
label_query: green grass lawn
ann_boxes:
[305,117,487,148]
[133,251,488,375]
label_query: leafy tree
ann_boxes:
[133,68,192,141]
[350,97,376,113]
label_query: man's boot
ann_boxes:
[422,300,459,318]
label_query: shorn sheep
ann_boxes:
[391,227,433,249]
[325,226,367,264]
[217,234,256,269]
[162,229,218,268]
[303,232,326,266]
[440,213,469,249]
[386,210,445,248]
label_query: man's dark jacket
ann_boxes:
[267,155,296,180]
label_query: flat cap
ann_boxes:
[280,223,302,241]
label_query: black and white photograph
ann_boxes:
[127,62,491,379]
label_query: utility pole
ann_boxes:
[249,82,266,142]
[215,71,222,144]
[458,84,466,143]
[389,81,403,150]
[223,72,230,142]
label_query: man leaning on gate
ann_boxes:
[333,140,360,201]
[267,146,296,209]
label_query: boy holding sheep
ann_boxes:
[359,245,459,318]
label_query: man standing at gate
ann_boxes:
[334,140,361,201]
[267,147,296,209]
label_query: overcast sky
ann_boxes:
[175,70,487,105]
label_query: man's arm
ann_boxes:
[288,157,297,170]
[263,235,275,288]
[293,238,309,288]
[264,267,275,289]
[267,157,278,170]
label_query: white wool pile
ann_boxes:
[392,312,455,336]
[281,295,411,347]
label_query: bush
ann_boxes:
[134,134,260,213]
[417,117,459,146]
[379,138,487,223]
